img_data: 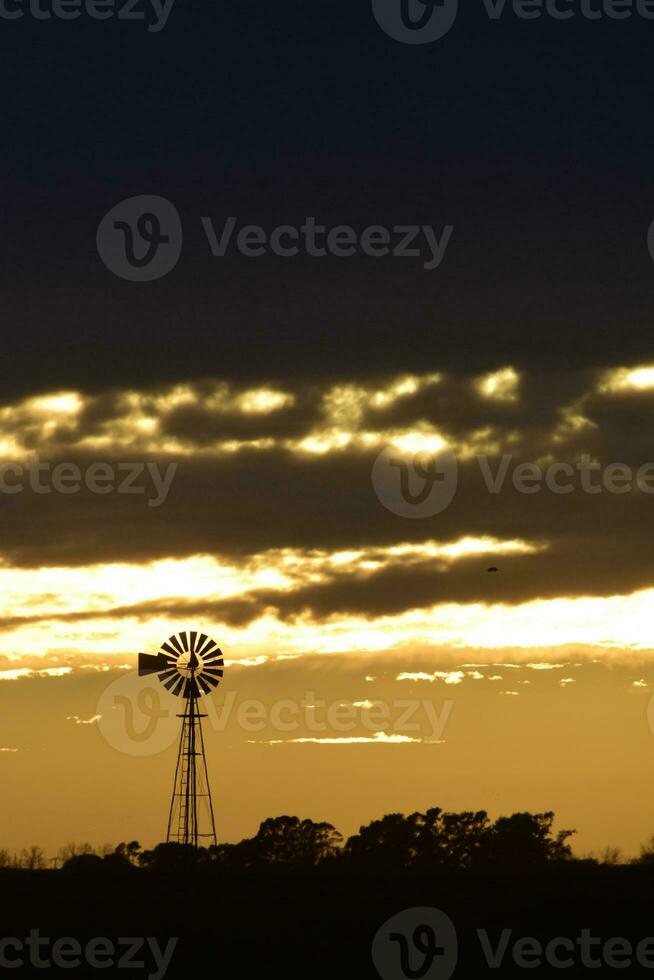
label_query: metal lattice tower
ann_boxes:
[138,631,224,847]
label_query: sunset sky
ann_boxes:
[2,2,654,859]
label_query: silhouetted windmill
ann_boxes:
[138,631,224,847]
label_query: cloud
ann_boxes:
[3,365,654,660]
[0,667,72,680]
[397,671,465,685]
[249,733,427,745]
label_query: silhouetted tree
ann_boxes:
[20,846,46,870]
[596,846,623,866]
[6,806,581,875]
[235,816,343,868]
[418,809,491,868]
[634,836,654,865]
[139,842,211,871]
[62,853,104,872]
[345,808,573,870]
[205,842,242,868]
[103,841,141,870]
[58,842,94,865]
[345,812,419,869]
[477,812,574,867]
[345,809,491,869]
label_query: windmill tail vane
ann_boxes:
[138,631,224,848]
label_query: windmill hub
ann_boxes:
[177,649,202,677]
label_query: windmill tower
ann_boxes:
[138,631,224,846]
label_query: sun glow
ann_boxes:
[599,365,654,393]
[475,367,520,402]
[27,392,83,415]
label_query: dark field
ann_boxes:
[3,864,654,978]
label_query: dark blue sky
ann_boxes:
[1,0,654,396]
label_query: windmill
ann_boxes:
[138,630,224,847]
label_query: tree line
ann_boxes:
[3,808,654,872]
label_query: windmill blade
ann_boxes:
[202,674,220,689]
[197,675,213,695]
[169,633,185,656]
[172,675,186,697]
[196,634,212,655]
[138,652,170,676]
[179,631,190,652]
[188,630,198,653]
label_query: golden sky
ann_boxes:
[1,363,654,857]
